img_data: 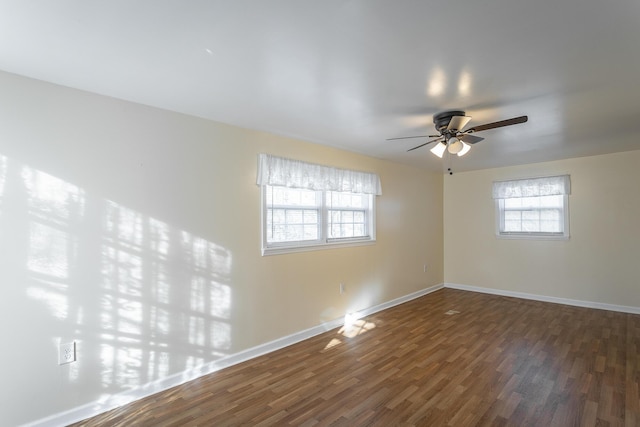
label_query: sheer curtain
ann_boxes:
[492,175,570,199]
[256,154,382,195]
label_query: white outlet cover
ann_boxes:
[59,341,76,365]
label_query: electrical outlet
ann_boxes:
[339,283,345,294]
[423,264,428,272]
[59,341,76,365]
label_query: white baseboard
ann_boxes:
[445,283,640,315]
[26,283,444,427]
[355,283,444,319]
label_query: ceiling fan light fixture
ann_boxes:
[430,141,447,158]
[447,138,464,154]
[457,141,471,157]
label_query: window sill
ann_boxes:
[496,233,570,241]
[262,239,376,256]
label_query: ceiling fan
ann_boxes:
[388,110,528,158]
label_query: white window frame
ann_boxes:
[261,185,376,256]
[493,175,570,240]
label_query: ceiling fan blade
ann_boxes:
[407,137,442,152]
[386,134,430,141]
[466,115,528,133]
[447,115,472,131]
[459,134,484,144]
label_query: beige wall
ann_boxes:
[444,150,640,308]
[0,70,443,426]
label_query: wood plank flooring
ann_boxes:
[70,289,640,426]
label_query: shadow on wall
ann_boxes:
[0,153,232,408]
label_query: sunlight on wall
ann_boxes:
[184,233,232,357]
[346,281,382,319]
[29,222,70,279]
[97,203,233,390]
[0,153,234,398]
[22,166,86,320]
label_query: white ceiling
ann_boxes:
[1,1,639,172]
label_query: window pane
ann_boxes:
[271,225,286,241]
[304,210,317,223]
[540,195,563,208]
[286,209,302,224]
[504,211,521,221]
[504,220,521,232]
[303,225,318,240]
[504,198,523,209]
[287,225,303,240]
[272,209,285,224]
[270,187,317,207]
[541,221,561,233]
[327,191,365,209]
[540,209,560,221]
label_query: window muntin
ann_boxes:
[494,175,570,239]
[262,185,375,254]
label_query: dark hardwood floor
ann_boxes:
[70,288,640,426]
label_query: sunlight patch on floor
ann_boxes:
[339,319,376,338]
[323,338,342,350]
[323,313,377,350]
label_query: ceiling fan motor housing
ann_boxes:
[433,110,466,132]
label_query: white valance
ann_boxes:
[257,154,382,195]
[492,175,570,199]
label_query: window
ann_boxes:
[493,175,570,239]
[257,154,381,255]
